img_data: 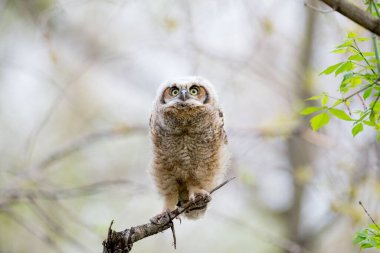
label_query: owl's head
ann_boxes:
[155,76,218,109]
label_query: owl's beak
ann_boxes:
[179,89,188,101]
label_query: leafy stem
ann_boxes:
[352,41,377,75]
[342,83,377,102]
[370,0,380,18]
[370,0,380,74]
[371,92,380,111]
[302,2,380,138]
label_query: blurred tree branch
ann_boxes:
[318,0,380,35]
[0,179,141,204]
[102,178,234,253]
[0,125,145,209]
[33,125,146,173]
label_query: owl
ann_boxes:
[150,76,228,219]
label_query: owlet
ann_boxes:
[150,76,228,219]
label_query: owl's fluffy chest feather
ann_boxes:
[156,121,219,168]
[151,107,223,181]
[160,129,218,170]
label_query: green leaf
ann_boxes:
[369,237,378,247]
[349,54,364,61]
[361,242,374,249]
[320,62,343,75]
[350,76,362,87]
[310,112,330,131]
[370,111,376,124]
[353,226,380,248]
[346,61,354,71]
[337,40,353,48]
[354,233,367,244]
[306,95,322,101]
[358,110,371,122]
[369,224,380,231]
[357,37,370,42]
[300,107,324,115]
[332,48,347,54]
[335,61,353,76]
[329,108,353,121]
[363,88,372,100]
[372,100,380,112]
[347,32,358,38]
[340,73,353,92]
[352,123,363,137]
[364,120,375,126]
[348,47,358,53]
[362,73,377,82]
[342,72,353,83]
[362,52,375,57]
[321,94,329,106]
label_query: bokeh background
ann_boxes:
[0,0,379,252]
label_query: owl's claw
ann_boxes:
[189,189,211,203]
[150,208,177,249]
[150,208,172,225]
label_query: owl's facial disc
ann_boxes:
[161,85,209,106]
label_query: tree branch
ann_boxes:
[102,177,235,253]
[318,0,380,36]
[0,125,145,209]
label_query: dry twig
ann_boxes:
[102,177,235,253]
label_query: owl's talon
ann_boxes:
[189,189,211,203]
[150,208,172,225]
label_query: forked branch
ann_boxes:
[102,177,235,253]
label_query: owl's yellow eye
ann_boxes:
[189,86,199,96]
[170,87,179,96]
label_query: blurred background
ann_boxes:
[0,0,379,252]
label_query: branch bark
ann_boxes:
[319,0,380,36]
[102,178,235,253]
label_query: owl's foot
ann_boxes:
[189,189,211,203]
[150,208,172,225]
[149,209,178,249]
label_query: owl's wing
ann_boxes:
[218,109,228,144]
